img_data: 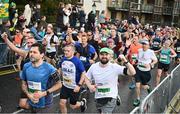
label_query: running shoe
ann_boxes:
[116,95,122,106]
[81,98,87,112]
[128,81,136,89]
[133,99,140,106]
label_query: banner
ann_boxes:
[0,0,9,19]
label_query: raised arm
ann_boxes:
[2,32,27,58]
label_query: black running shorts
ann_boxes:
[157,62,170,72]
[60,85,80,105]
[135,68,151,85]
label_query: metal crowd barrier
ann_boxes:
[0,43,17,70]
[139,64,180,113]
[130,107,140,114]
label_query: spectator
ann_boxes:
[0,19,12,65]
[23,3,32,27]
[78,7,86,28]
[69,5,79,29]
[56,2,64,33]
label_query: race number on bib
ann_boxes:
[80,56,87,62]
[97,84,111,96]
[63,76,73,85]
[27,81,41,93]
[138,62,146,68]
[132,54,137,61]
[160,54,168,62]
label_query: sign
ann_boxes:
[0,0,9,19]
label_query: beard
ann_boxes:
[100,58,109,64]
[30,57,38,63]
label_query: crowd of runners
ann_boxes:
[0,1,180,114]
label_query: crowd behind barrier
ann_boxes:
[0,43,17,70]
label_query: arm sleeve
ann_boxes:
[78,60,85,74]
[21,63,29,81]
[114,64,126,76]
[151,50,157,61]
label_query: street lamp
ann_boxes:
[92,2,96,14]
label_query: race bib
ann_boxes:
[80,56,87,62]
[63,76,72,85]
[177,47,180,53]
[27,81,41,93]
[132,54,137,61]
[153,42,160,47]
[97,83,111,96]
[138,62,146,68]
[160,54,168,62]
[47,48,51,51]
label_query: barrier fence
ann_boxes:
[130,64,180,113]
[0,43,17,70]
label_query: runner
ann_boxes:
[20,43,62,112]
[84,47,136,113]
[43,24,59,66]
[75,32,97,71]
[133,39,158,106]
[127,35,142,89]
[156,40,177,86]
[58,44,87,113]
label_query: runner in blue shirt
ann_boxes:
[58,44,87,113]
[21,43,62,113]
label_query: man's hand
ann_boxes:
[27,93,39,104]
[89,59,95,64]
[118,54,128,62]
[73,85,80,93]
[34,91,47,99]
[1,32,8,41]
[89,85,96,92]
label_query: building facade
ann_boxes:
[107,0,180,26]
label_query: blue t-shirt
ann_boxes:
[21,62,56,108]
[75,42,96,70]
[59,56,85,89]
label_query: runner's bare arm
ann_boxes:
[21,80,29,95]
[170,48,177,58]
[119,54,136,76]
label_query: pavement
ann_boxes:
[0,63,177,113]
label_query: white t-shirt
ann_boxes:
[61,61,76,89]
[45,34,59,53]
[86,62,125,99]
[137,48,157,71]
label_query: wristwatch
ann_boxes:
[46,90,50,95]
[77,83,82,87]
[124,61,129,65]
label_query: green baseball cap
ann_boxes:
[100,47,112,54]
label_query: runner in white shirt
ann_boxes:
[43,24,59,66]
[84,47,136,113]
[133,40,158,106]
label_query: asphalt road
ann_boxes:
[0,63,177,113]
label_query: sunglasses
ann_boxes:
[142,43,148,45]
